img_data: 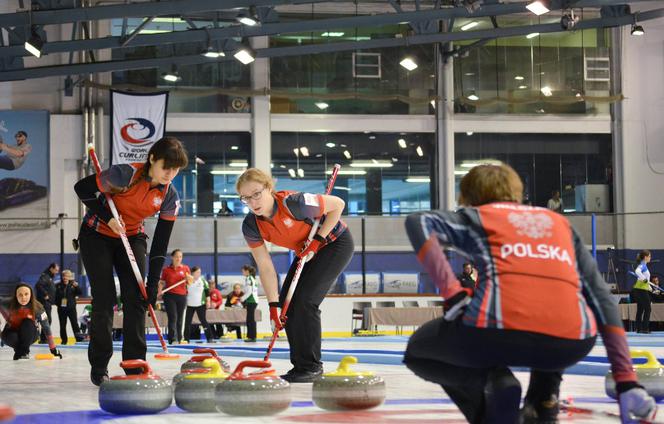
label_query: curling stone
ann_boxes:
[312,356,386,411]
[180,348,231,373]
[605,350,664,401]
[216,360,291,416]
[99,360,172,414]
[0,404,15,422]
[174,358,229,412]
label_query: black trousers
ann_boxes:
[78,224,148,376]
[280,230,354,372]
[2,319,38,356]
[164,293,187,343]
[57,307,81,344]
[404,317,596,424]
[245,303,257,340]
[184,305,212,342]
[632,288,652,332]
[39,303,52,343]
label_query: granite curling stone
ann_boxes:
[216,360,291,416]
[180,348,231,373]
[174,358,229,412]
[99,360,172,414]
[312,356,386,411]
[606,350,664,401]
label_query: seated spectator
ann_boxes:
[458,263,476,290]
[651,276,664,303]
[208,280,225,338]
[225,283,244,339]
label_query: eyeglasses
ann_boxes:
[239,187,266,204]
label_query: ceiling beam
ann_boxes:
[2,7,663,82]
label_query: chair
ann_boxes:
[402,300,419,307]
[351,301,373,335]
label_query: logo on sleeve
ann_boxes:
[283,217,294,228]
[507,212,553,239]
[152,196,163,208]
[303,193,319,207]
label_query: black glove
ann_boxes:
[443,288,473,321]
[146,281,158,309]
[50,348,62,359]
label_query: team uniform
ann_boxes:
[242,190,353,373]
[1,304,56,359]
[184,276,212,342]
[240,274,258,341]
[404,202,636,423]
[161,264,190,343]
[632,260,652,333]
[74,163,179,379]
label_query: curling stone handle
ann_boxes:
[230,360,272,379]
[630,350,663,369]
[191,355,215,362]
[193,348,218,357]
[337,356,358,373]
[120,359,152,375]
[201,358,221,374]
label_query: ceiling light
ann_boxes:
[300,147,309,157]
[234,47,255,65]
[518,85,528,89]
[236,12,258,26]
[231,146,239,150]
[466,132,474,136]
[325,142,336,148]
[560,10,579,30]
[279,165,286,169]
[270,163,274,168]
[293,148,299,157]
[340,144,347,147]
[288,169,296,178]
[369,135,376,140]
[297,168,304,178]
[464,72,475,76]
[210,169,243,175]
[24,32,44,58]
[540,86,553,97]
[322,32,344,37]
[467,94,479,101]
[430,100,436,108]
[454,170,469,176]
[315,102,329,110]
[350,160,393,168]
[315,153,322,158]
[228,161,248,167]
[405,177,431,183]
[526,32,540,39]
[335,186,351,191]
[514,75,525,81]
[399,57,418,71]
[398,139,407,148]
[343,150,351,159]
[416,146,424,157]
[392,157,399,162]
[327,169,366,175]
[631,24,645,36]
[461,21,479,31]
[162,66,181,82]
[526,0,549,16]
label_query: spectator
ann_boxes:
[547,190,563,213]
[54,270,83,344]
[632,250,654,333]
[217,200,233,216]
[240,265,258,342]
[158,249,192,344]
[183,266,213,343]
[79,304,92,337]
[650,275,664,304]
[208,279,224,338]
[458,263,476,290]
[1,283,61,360]
[34,262,58,343]
[225,283,244,339]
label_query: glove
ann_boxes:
[50,348,62,359]
[146,281,158,308]
[269,302,284,333]
[617,383,657,423]
[443,288,473,321]
[297,234,326,261]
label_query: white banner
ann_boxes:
[111,90,168,165]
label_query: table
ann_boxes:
[112,308,261,329]
[619,303,664,322]
[365,307,443,328]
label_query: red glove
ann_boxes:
[269,302,284,332]
[297,234,326,261]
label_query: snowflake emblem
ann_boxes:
[152,197,162,207]
[283,217,293,228]
[507,212,553,239]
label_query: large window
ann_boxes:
[272,132,434,214]
[455,133,613,211]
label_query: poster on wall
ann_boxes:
[110,90,168,165]
[0,110,50,230]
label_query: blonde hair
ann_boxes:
[458,163,523,206]
[236,168,274,193]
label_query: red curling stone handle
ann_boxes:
[229,360,272,379]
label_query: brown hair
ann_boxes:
[9,283,42,317]
[236,168,274,193]
[637,250,652,263]
[458,163,523,206]
[242,264,256,277]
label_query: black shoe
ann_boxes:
[244,338,257,343]
[13,353,29,360]
[91,370,109,386]
[484,367,522,424]
[280,368,323,383]
[519,395,559,424]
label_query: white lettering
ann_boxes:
[500,243,572,266]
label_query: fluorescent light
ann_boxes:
[218,194,238,198]
[461,162,481,168]
[288,169,296,178]
[454,170,469,176]
[416,146,424,157]
[234,48,255,65]
[211,169,243,175]
[24,34,44,58]
[325,142,336,148]
[392,157,398,162]
[279,165,286,169]
[326,169,366,175]
[518,85,528,89]
[300,147,309,157]
[631,25,645,36]
[322,32,344,37]
[461,21,479,31]
[315,102,329,110]
[541,86,553,97]
[238,16,258,26]
[343,150,351,159]
[350,160,393,168]
[231,146,239,150]
[514,75,525,81]
[526,32,540,39]
[293,148,299,157]
[228,161,248,167]
[162,72,180,82]
[466,132,474,136]
[399,57,418,71]
[297,168,304,178]
[430,100,436,108]
[405,177,431,183]
[467,94,479,101]
[526,1,549,16]
[461,160,501,168]
[398,138,407,148]
[335,186,351,191]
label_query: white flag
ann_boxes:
[111,90,168,165]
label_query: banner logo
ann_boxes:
[120,118,156,145]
